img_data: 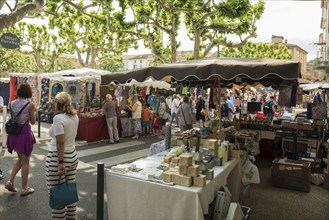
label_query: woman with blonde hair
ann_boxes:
[5,83,36,196]
[45,92,79,219]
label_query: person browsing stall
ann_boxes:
[95,94,119,144]
[226,96,235,121]
[177,96,195,131]
[195,95,205,127]
[157,96,168,136]
[170,94,180,127]
[45,92,79,219]
[5,83,36,197]
[141,103,152,137]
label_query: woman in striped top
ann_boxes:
[45,92,79,219]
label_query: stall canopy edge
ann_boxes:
[101,57,301,86]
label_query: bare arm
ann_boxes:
[56,134,66,174]
[131,102,138,112]
[29,103,36,125]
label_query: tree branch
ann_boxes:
[0,0,44,31]
[62,0,101,21]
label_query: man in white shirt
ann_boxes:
[170,94,180,126]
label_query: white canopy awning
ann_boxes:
[124,78,174,91]
[299,82,329,91]
[40,67,112,78]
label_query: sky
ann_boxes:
[128,0,323,61]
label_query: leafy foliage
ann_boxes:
[0,0,268,73]
[221,42,292,59]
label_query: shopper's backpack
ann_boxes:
[5,102,30,135]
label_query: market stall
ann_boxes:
[0,77,10,106]
[38,68,112,142]
[101,57,304,219]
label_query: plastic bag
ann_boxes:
[310,173,324,186]
[242,159,260,184]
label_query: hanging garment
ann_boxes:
[9,76,18,102]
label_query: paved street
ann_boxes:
[0,122,162,220]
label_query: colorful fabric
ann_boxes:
[66,81,80,105]
[9,77,17,102]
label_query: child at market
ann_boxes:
[152,112,161,137]
[141,103,152,137]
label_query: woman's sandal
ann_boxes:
[20,187,35,197]
[4,181,17,192]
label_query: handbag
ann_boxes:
[5,102,30,135]
[201,108,207,116]
[49,175,79,209]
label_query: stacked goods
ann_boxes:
[162,153,206,187]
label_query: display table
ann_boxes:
[76,116,109,143]
[106,151,241,220]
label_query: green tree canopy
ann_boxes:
[221,41,292,59]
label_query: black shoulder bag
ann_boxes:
[5,102,30,135]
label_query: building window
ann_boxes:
[140,60,142,63]
[134,60,137,63]
[133,64,137,69]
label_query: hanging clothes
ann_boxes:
[182,86,189,95]
[140,87,146,101]
[147,95,155,110]
[9,77,17,102]
[278,85,292,107]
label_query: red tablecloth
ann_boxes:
[77,116,109,143]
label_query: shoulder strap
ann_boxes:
[12,101,30,120]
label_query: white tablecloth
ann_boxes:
[106,151,241,220]
[148,140,166,156]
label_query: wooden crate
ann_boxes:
[272,158,310,192]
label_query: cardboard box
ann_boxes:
[179,165,189,176]
[180,154,192,166]
[194,175,206,187]
[164,155,174,163]
[172,157,180,164]
[272,158,310,192]
[204,139,219,150]
[162,171,174,183]
[171,137,178,146]
[188,165,200,177]
[172,174,181,185]
[180,175,192,187]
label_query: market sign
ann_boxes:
[0,33,20,49]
